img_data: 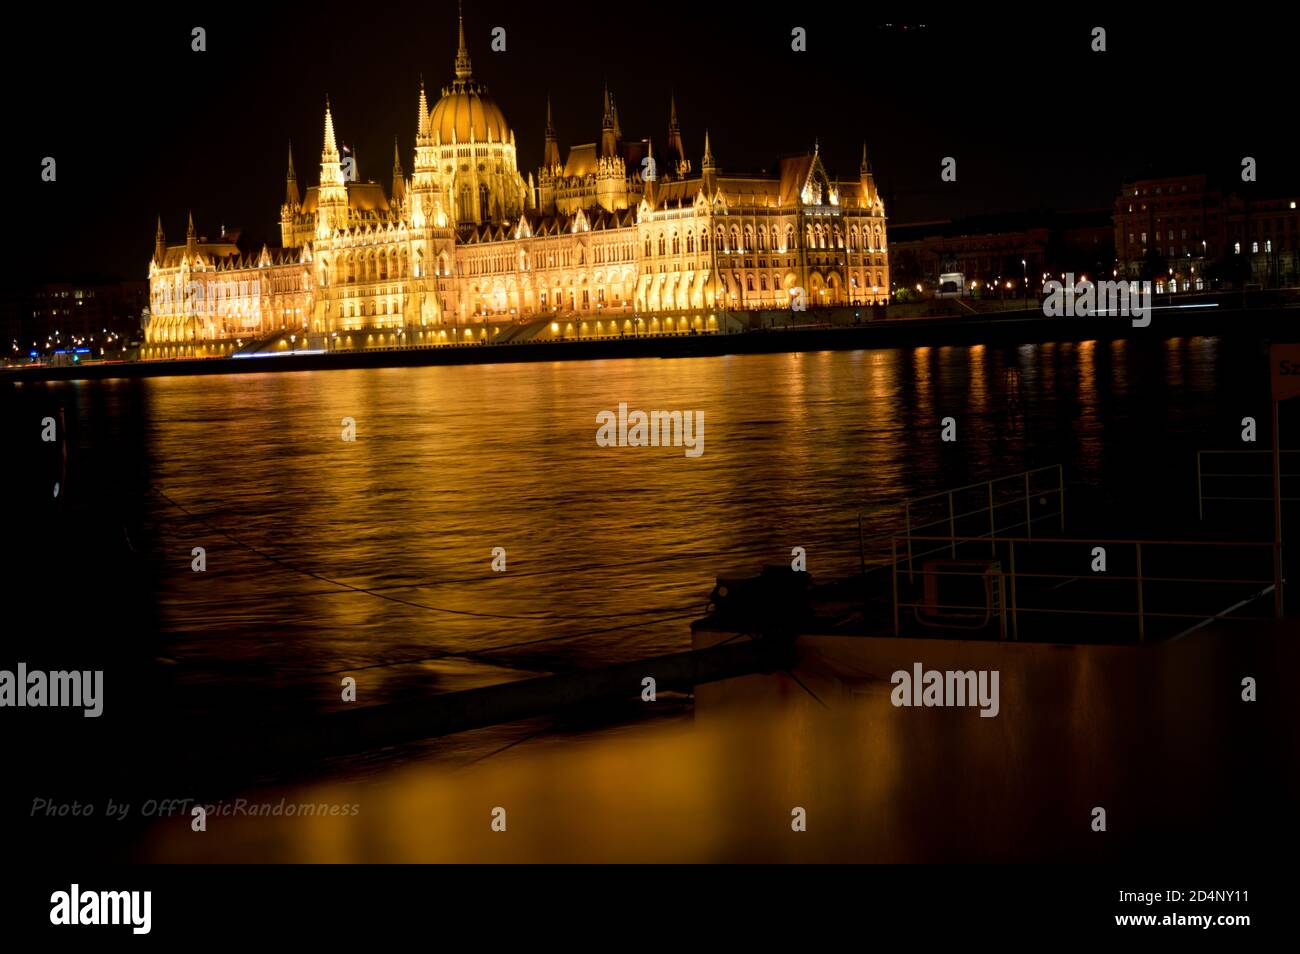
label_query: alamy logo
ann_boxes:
[890,663,1000,717]
[0,664,103,717]
[50,884,151,934]
[1042,273,1152,327]
[596,402,704,458]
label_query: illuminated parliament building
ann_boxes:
[145,8,890,355]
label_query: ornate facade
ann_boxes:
[145,8,889,356]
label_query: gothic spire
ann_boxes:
[285,141,301,207]
[667,93,685,169]
[391,138,406,206]
[322,97,338,160]
[454,0,472,81]
[417,79,429,138]
[543,94,561,170]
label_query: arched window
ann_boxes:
[787,225,797,251]
[672,232,680,254]
[479,184,490,221]
[658,233,666,255]
[686,233,695,254]
[645,237,652,256]
[757,228,766,251]
[701,231,710,252]
[760,275,768,291]
[746,275,754,292]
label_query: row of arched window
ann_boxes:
[329,247,411,284]
[643,221,887,258]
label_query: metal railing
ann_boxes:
[1196,449,1300,519]
[854,466,1065,580]
[890,533,1277,642]
[900,465,1065,582]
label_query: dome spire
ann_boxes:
[454,0,472,81]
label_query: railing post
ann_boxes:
[891,535,900,636]
[1273,400,1284,619]
[1009,540,1019,640]
[1136,541,1146,643]
[997,570,1007,640]
[948,491,957,557]
[988,481,996,556]
[857,512,866,576]
[1057,464,1065,531]
[1196,451,1204,521]
[905,503,915,584]
[1025,471,1033,540]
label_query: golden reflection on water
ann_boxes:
[136,622,1281,863]
[124,343,1233,718]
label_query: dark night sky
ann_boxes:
[7,3,1299,282]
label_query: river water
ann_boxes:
[5,334,1287,858]
[8,336,1268,707]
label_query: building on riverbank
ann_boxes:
[3,279,148,360]
[886,210,1112,298]
[1113,173,1300,290]
[144,6,889,358]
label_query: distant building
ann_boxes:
[1113,174,1299,289]
[1113,174,1223,283]
[1224,193,1300,287]
[887,210,1112,295]
[145,5,889,357]
[2,280,148,360]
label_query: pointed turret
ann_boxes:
[859,141,876,208]
[285,141,301,208]
[322,96,339,163]
[185,210,197,257]
[702,129,717,192]
[317,98,348,237]
[392,138,406,206]
[666,94,686,175]
[154,216,166,264]
[542,94,561,169]
[644,138,658,209]
[600,81,617,158]
[417,79,430,140]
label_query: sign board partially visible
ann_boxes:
[1270,344,1300,402]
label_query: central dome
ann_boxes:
[425,7,511,146]
[428,80,511,145]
